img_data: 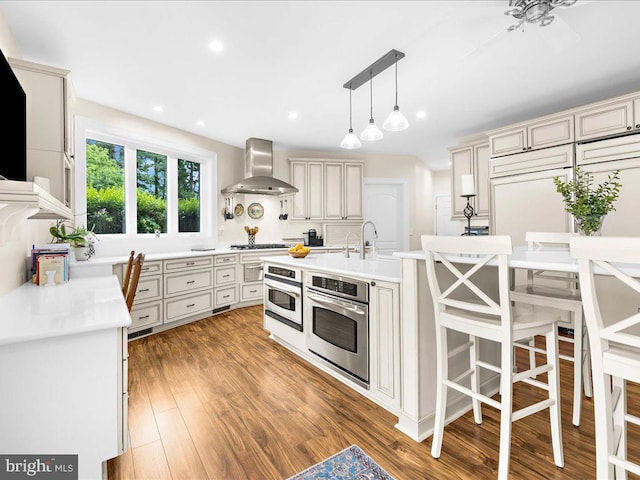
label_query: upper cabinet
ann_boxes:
[489,114,574,158]
[290,159,363,222]
[9,58,75,207]
[450,139,489,219]
[575,97,640,142]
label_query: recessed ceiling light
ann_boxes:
[208,40,224,53]
[288,112,299,120]
[416,110,427,119]
[153,105,163,112]
[196,121,205,127]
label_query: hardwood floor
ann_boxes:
[108,305,640,479]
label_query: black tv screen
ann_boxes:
[0,47,26,181]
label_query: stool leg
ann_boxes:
[469,334,482,424]
[613,376,628,480]
[572,308,583,427]
[498,341,513,480]
[583,325,593,399]
[528,336,537,378]
[431,325,449,459]
[545,328,564,468]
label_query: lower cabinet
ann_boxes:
[214,285,238,308]
[369,280,401,409]
[241,282,263,302]
[165,290,214,323]
[129,301,163,331]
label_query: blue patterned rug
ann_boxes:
[287,445,396,480]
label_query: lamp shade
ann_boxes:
[360,119,384,141]
[341,129,362,149]
[383,106,409,132]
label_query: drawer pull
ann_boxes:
[141,267,150,272]
[223,295,230,299]
[186,280,195,284]
[139,288,150,293]
[187,303,196,307]
[222,274,230,278]
[249,289,257,293]
[186,262,195,266]
[222,258,230,262]
[137,315,150,320]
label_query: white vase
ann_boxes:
[74,246,89,261]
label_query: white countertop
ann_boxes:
[261,252,401,283]
[0,275,131,346]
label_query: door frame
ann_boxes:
[363,177,409,252]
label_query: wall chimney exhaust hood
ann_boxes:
[220,138,298,196]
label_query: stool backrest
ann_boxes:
[125,253,145,312]
[422,235,512,325]
[122,250,135,296]
[570,237,640,357]
[526,231,580,290]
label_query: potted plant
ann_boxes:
[553,167,622,236]
[50,221,98,261]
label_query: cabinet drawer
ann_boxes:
[241,283,263,301]
[140,261,162,277]
[215,285,238,307]
[215,266,236,286]
[164,291,213,323]
[134,276,162,303]
[489,144,574,178]
[575,99,634,141]
[129,301,162,331]
[490,127,526,157]
[576,134,640,165]
[215,254,238,265]
[165,269,213,297]
[528,115,574,150]
[164,256,212,272]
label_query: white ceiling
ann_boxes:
[3,0,640,171]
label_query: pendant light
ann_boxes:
[340,85,362,149]
[383,53,409,132]
[360,71,384,142]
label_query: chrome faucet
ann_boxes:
[344,232,358,258]
[360,221,378,259]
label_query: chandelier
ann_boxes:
[504,0,577,31]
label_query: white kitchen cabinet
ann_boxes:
[215,285,238,308]
[576,133,640,165]
[369,280,401,409]
[9,58,74,206]
[164,268,213,297]
[165,290,214,323]
[133,275,163,303]
[490,167,572,246]
[324,162,363,220]
[575,98,638,141]
[129,301,163,331]
[450,140,489,219]
[290,160,324,220]
[241,283,263,302]
[164,256,212,272]
[489,114,574,158]
[489,144,574,178]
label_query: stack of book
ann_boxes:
[31,243,70,286]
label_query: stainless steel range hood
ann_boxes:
[220,138,298,196]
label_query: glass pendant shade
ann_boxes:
[341,128,362,149]
[361,119,384,141]
[383,105,409,132]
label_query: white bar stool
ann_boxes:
[511,231,592,426]
[423,235,564,480]
[571,236,640,479]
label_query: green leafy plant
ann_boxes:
[49,220,98,248]
[553,168,622,236]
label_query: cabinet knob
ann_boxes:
[522,147,526,151]
[627,126,632,130]
[527,146,532,150]
[636,124,640,128]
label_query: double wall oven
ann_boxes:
[264,265,303,331]
[305,272,370,389]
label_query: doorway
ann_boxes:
[363,178,408,254]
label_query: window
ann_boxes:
[78,121,215,238]
[85,139,126,234]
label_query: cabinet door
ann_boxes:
[344,163,363,219]
[290,161,308,220]
[474,143,490,217]
[307,162,324,219]
[324,163,344,219]
[450,147,473,218]
[635,98,640,131]
[490,168,572,246]
[575,99,634,141]
[576,134,640,166]
[490,127,527,157]
[527,115,574,150]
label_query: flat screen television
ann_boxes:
[0,47,27,181]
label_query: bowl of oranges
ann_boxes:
[288,243,310,258]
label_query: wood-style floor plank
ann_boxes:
[108,305,640,480]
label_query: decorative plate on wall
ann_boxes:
[234,203,244,217]
[247,202,264,219]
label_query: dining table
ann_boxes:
[390,245,640,443]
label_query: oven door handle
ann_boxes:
[307,293,366,315]
[265,280,301,297]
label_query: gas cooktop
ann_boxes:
[229,243,288,250]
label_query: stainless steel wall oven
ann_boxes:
[305,272,370,389]
[264,265,303,331]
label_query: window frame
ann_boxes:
[75,117,217,240]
